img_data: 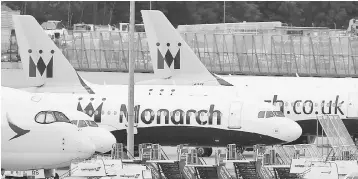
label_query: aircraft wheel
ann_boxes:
[196,147,213,157]
[206,148,213,157]
[197,147,205,157]
[44,169,55,178]
[236,146,244,154]
[353,134,358,146]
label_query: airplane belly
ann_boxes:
[1,153,72,170]
[296,118,358,136]
[111,126,285,147]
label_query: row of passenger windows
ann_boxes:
[258,111,285,118]
[35,111,71,124]
[83,110,222,117]
[71,120,98,128]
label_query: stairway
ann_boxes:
[195,166,218,179]
[273,167,300,179]
[158,162,184,179]
[146,163,162,179]
[256,158,274,179]
[217,166,233,179]
[233,161,259,179]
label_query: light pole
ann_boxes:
[127,0,135,157]
[223,1,226,24]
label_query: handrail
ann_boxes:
[160,148,170,160]
[60,166,78,179]
[198,157,207,165]
[123,148,135,159]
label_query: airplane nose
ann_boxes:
[94,128,116,153]
[274,117,302,143]
[77,136,96,158]
[81,127,116,153]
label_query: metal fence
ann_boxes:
[5,30,358,77]
[59,31,358,77]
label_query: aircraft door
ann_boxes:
[228,101,242,129]
[347,92,358,117]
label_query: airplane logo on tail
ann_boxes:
[28,49,54,78]
[6,113,30,141]
[157,42,181,69]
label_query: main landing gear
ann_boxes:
[196,147,213,157]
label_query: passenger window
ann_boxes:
[78,120,88,128]
[45,112,56,123]
[258,111,265,118]
[54,112,70,123]
[36,112,46,123]
[266,111,274,118]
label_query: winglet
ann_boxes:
[140,10,233,86]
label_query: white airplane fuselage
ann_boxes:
[1,87,95,171]
[221,76,358,138]
[30,84,302,147]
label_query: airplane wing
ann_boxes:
[137,10,233,86]
[12,15,95,94]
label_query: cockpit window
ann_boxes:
[266,111,274,118]
[258,111,265,118]
[36,112,46,123]
[45,112,56,123]
[54,112,71,123]
[71,120,78,125]
[78,120,88,128]
[35,111,71,124]
[86,120,99,127]
[273,111,285,117]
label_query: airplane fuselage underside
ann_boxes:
[296,118,358,136]
[1,153,72,170]
[111,126,285,147]
[287,118,358,145]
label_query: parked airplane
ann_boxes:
[66,112,116,153]
[1,87,95,171]
[139,10,358,144]
[12,15,302,157]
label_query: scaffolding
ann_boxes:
[4,30,358,77]
[57,31,358,76]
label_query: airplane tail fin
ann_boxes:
[140,10,232,86]
[12,15,95,93]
